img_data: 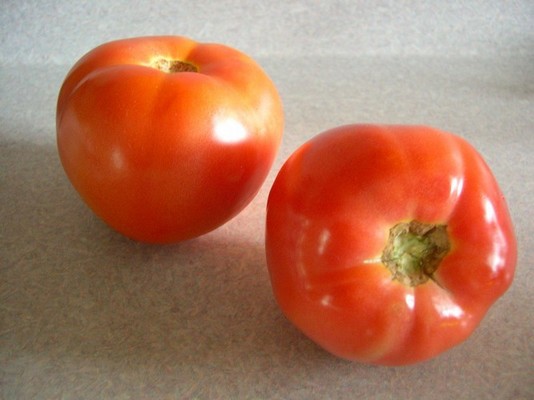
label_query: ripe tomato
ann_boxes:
[265,124,516,365]
[57,36,283,243]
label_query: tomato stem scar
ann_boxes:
[151,58,198,73]
[381,220,450,287]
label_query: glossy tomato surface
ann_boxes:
[265,124,516,365]
[57,36,283,243]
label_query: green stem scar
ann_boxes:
[381,220,451,287]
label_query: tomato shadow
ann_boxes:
[2,138,335,395]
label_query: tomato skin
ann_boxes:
[265,124,516,365]
[57,36,283,243]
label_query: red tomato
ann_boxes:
[57,36,283,243]
[265,124,516,365]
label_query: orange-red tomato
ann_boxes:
[265,124,516,366]
[57,36,283,243]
